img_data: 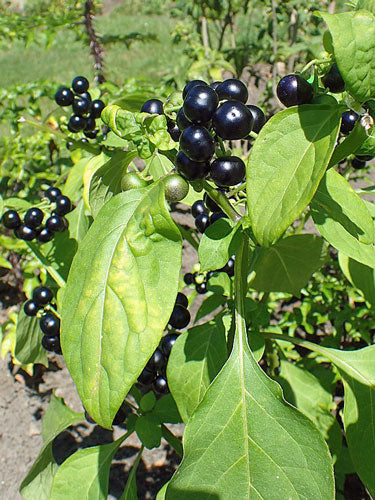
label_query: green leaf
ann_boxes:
[50,435,127,500]
[156,482,169,500]
[14,309,48,367]
[247,105,341,246]
[198,219,241,272]
[320,11,375,102]
[145,151,174,181]
[64,153,96,202]
[119,447,143,500]
[135,414,162,449]
[82,151,112,210]
[166,332,334,499]
[312,168,374,244]
[0,255,11,269]
[167,318,228,423]
[89,150,137,218]
[328,121,368,167]
[61,184,182,428]
[140,391,156,412]
[354,126,375,156]
[194,293,227,323]
[153,393,182,424]
[251,234,326,296]
[338,252,375,306]
[4,197,31,211]
[101,105,141,139]
[357,0,375,12]
[20,395,83,500]
[206,272,231,296]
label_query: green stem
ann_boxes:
[161,424,183,457]
[233,232,249,352]
[228,182,246,197]
[301,57,332,74]
[217,137,226,154]
[178,224,199,250]
[202,180,242,223]
[261,331,331,358]
[26,242,66,288]
[249,131,258,139]
[18,117,66,139]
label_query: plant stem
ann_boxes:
[233,232,249,353]
[202,180,242,223]
[301,57,333,74]
[26,242,66,289]
[249,131,258,139]
[261,330,330,358]
[228,182,246,197]
[217,137,227,154]
[83,0,105,83]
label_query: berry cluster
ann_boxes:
[24,286,61,355]
[137,292,190,394]
[191,194,228,234]
[2,187,72,243]
[351,154,374,169]
[54,76,105,138]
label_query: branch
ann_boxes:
[83,0,105,84]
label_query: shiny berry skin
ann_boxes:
[80,91,92,103]
[45,186,61,202]
[176,151,210,181]
[322,64,345,93]
[84,116,96,132]
[191,200,207,218]
[220,257,235,277]
[72,97,91,116]
[210,212,227,224]
[24,207,44,228]
[45,215,65,233]
[55,88,74,107]
[182,79,207,99]
[24,300,39,317]
[153,375,169,394]
[340,110,359,135]
[37,228,54,243]
[212,101,253,140]
[84,129,99,139]
[72,76,89,94]
[184,272,194,285]
[168,304,190,329]
[55,196,72,215]
[168,122,181,142]
[40,313,60,337]
[15,225,37,241]
[91,99,105,118]
[146,348,165,372]
[195,213,210,233]
[195,281,208,294]
[42,335,61,352]
[2,210,21,229]
[32,286,53,306]
[210,156,245,187]
[216,79,248,103]
[356,155,374,162]
[183,85,219,124]
[161,333,178,357]
[176,292,188,308]
[141,99,164,115]
[68,115,86,132]
[209,81,222,91]
[276,75,314,107]
[246,105,266,133]
[352,158,366,169]
[138,368,155,385]
[180,125,215,162]
[204,193,221,213]
[176,108,191,131]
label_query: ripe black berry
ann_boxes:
[183,85,219,124]
[55,196,72,215]
[182,80,207,99]
[209,81,222,91]
[246,105,266,133]
[32,286,53,306]
[168,304,190,329]
[42,335,61,352]
[72,97,91,116]
[15,225,37,241]
[55,87,74,107]
[276,75,314,107]
[37,228,54,243]
[180,125,215,162]
[68,115,86,132]
[175,292,188,308]
[152,375,169,394]
[146,348,165,372]
[138,368,155,385]
[215,79,248,103]
[191,200,207,218]
[176,108,191,131]
[210,156,245,187]
[91,99,105,118]
[195,213,210,233]
[40,312,60,336]
[72,76,89,94]
[356,155,374,162]
[2,210,21,230]
[220,257,235,277]
[45,186,61,202]
[210,212,227,224]
[322,64,345,93]
[204,193,221,213]
[195,281,208,294]
[340,110,359,135]
[84,129,99,139]
[168,122,181,142]
[161,333,179,357]
[212,101,253,140]
[141,99,164,115]
[184,272,194,285]
[80,91,92,103]
[45,215,65,233]
[24,207,44,228]
[24,300,39,317]
[352,158,366,169]
[176,151,210,181]
[84,116,96,132]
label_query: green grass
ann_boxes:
[0,9,183,88]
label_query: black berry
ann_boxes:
[42,335,61,352]
[169,304,190,329]
[182,80,207,99]
[209,81,221,91]
[141,99,164,115]
[72,97,91,116]
[210,156,245,187]
[204,193,221,213]
[340,110,359,135]
[161,333,179,357]
[45,215,65,233]
[352,158,366,169]
[80,91,92,103]
[138,368,155,385]
[152,375,169,394]
[246,105,266,133]
[183,85,219,124]
[220,257,235,277]
[322,64,345,93]
[168,122,181,142]
[146,348,165,372]
[356,155,374,162]
[195,281,208,294]
[24,207,44,228]
[215,79,248,103]
[176,108,191,131]
[55,196,72,215]
[212,101,253,140]
[84,116,96,132]
[24,300,39,317]
[90,99,105,118]
[37,228,54,243]
[276,75,314,107]
[32,286,53,306]
[184,272,194,285]
[175,292,188,308]
[72,76,89,94]
[84,129,99,139]
[68,115,86,132]
[210,212,227,224]
[191,200,207,218]
[40,312,60,337]
[2,210,21,230]
[15,225,37,241]
[55,87,74,107]
[45,187,61,202]
[176,151,210,181]
[195,213,210,233]
[180,125,215,162]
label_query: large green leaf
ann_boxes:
[119,447,143,500]
[338,252,375,306]
[20,395,83,500]
[61,183,182,428]
[50,435,127,500]
[320,11,375,102]
[247,105,341,247]
[14,309,48,367]
[145,151,174,181]
[167,318,228,423]
[251,234,326,296]
[89,150,137,218]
